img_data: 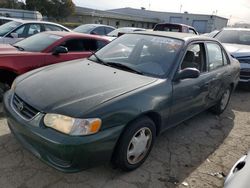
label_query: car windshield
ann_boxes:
[0,21,22,37]
[13,33,62,52]
[73,25,96,33]
[89,34,183,78]
[215,30,250,45]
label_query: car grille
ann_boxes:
[12,94,39,120]
[240,69,250,80]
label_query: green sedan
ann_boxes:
[3,31,240,172]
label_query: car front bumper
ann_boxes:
[3,91,124,172]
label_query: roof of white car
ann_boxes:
[222,27,250,31]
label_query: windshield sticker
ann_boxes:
[150,37,182,45]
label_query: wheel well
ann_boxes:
[0,69,18,86]
[143,112,162,136]
[110,111,162,164]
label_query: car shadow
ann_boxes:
[231,87,250,112]
[0,102,235,187]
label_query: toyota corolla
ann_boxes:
[4,31,239,172]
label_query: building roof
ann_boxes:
[108,7,228,21]
[75,6,159,23]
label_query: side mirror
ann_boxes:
[10,33,18,38]
[174,68,200,81]
[52,46,68,55]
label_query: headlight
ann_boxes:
[44,114,102,136]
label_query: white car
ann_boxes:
[0,19,71,44]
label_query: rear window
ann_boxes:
[153,24,181,32]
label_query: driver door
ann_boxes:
[169,43,210,126]
[44,38,96,65]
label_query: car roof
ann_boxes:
[222,27,250,31]
[40,31,110,41]
[8,20,71,31]
[0,16,15,20]
[79,24,115,28]
[132,31,218,42]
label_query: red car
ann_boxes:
[0,31,110,100]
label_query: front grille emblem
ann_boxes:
[16,102,24,111]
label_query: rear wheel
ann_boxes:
[113,116,156,171]
[210,87,232,115]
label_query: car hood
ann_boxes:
[223,43,250,58]
[223,43,250,69]
[15,59,157,116]
[0,44,33,55]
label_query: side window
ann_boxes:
[181,43,206,72]
[189,28,196,34]
[206,43,223,71]
[82,39,98,51]
[27,24,41,36]
[97,40,107,49]
[45,24,65,31]
[61,39,98,52]
[105,27,114,35]
[61,39,85,52]
[14,25,26,37]
[92,27,105,35]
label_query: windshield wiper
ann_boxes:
[105,62,144,75]
[12,45,24,51]
[88,51,109,66]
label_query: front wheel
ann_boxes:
[210,87,232,115]
[113,116,156,171]
[0,82,8,102]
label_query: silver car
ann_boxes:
[0,19,71,44]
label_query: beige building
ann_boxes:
[67,6,228,33]
[67,7,159,29]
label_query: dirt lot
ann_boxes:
[0,88,249,188]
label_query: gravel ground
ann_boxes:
[0,88,249,188]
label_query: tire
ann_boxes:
[210,87,232,115]
[113,116,156,171]
[0,82,10,102]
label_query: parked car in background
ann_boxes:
[4,31,239,172]
[107,27,146,38]
[0,31,110,100]
[0,20,70,44]
[202,30,219,38]
[153,23,198,35]
[73,24,115,36]
[214,28,250,88]
[224,151,250,188]
[0,16,16,26]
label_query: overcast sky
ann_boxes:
[72,0,250,24]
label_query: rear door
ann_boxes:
[204,42,231,106]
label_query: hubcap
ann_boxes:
[127,127,152,165]
[220,89,230,110]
